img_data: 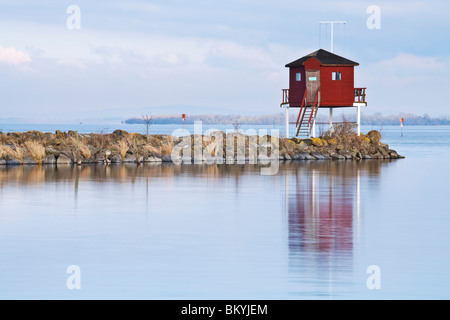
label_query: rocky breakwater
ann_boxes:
[286,130,404,161]
[0,128,403,166]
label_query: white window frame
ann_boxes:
[332,72,342,81]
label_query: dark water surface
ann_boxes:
[1,126,450,299]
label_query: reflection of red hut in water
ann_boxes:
[288,170,354,256]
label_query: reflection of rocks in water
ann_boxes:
[0,163,271,187]
[0,160,395,188]
[283,159,391,178]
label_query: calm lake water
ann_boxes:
[1,125,450,299]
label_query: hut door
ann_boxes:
[306,70,320,105]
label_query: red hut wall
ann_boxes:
[303,57,321,70]
[320,66,355,107]
[288,57,356,107]
[289,66,306,107]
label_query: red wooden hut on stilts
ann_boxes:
[281,49,367,138]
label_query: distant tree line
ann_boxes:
[360,113,450,125]
[125,114,286,125]
[124,112,450,126]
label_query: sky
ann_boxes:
[0,0,449,122]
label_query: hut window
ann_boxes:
[332,72,342,81]
[296,73,302,81]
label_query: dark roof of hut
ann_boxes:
[285,49,359,67]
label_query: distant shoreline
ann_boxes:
[124,113,450,126]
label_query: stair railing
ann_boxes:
[308,90,321,137]
[296,89,308,127]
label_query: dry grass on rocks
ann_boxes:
[114,139,129,161]
[24,141,46,165]
[4,143,25,164]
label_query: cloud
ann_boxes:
[110,1,160,13]
[356,53,450,114]
[360,53,450,87]
[1,1,449,117]
[207,42,274,69]
[0,46,32,65]
[90,45,190,70]
[374,53,448,72]
[56,58,86,69]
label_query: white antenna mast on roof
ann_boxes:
[318,21,346,53]
[318,21,346,135]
